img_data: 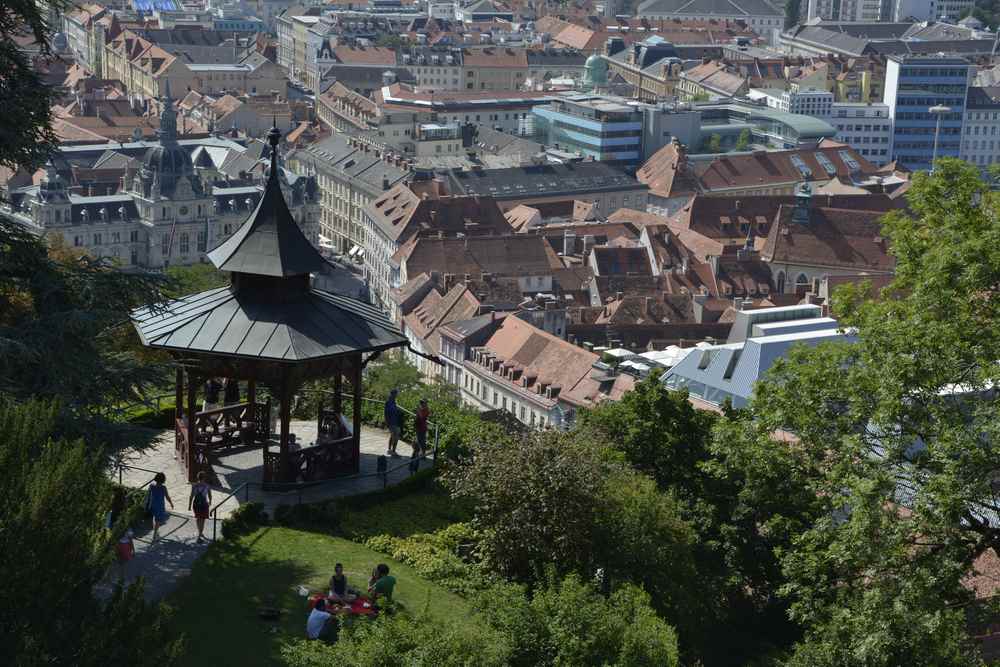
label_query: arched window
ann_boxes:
[776,271,786,293]
[795,273,810,291]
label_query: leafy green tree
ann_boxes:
[475,573,679,667]
[735,159,1000,664]
[444,429,613,582]
[164,262,227,298]
[583,378,822,662]
[0,399,182,666]
[784,0,801,28]
[281,614,507,667]
[735,128,752,151]
[0,0,67,170]
[0,219,169,442]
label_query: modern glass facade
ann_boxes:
[884,56,972,171]
[531,97,642,165]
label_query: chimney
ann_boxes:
[582,234,595,256]
[562,230,576,256]
[792,183,812,225]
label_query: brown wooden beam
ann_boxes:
[333,359,343,419]
[175,367,184,420]
[246,378,257,445]
[186,369,198,483]
[279,373,292,483]
[351,352,362,474]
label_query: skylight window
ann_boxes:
[839,150,861,171]
[790,154,812,178]
[816,152,837,175]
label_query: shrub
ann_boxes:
[272,501,341,531]
[220,501,267,540]
[363,523,490,597]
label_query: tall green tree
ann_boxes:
[0,399,181,666]
[784,0,801,28]
[735,159,1000,665]
[0,0,68,170]
[583,379,821,662]
[0,219,168,442]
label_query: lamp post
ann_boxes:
[929,104,952,174]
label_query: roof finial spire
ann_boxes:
[267,119,281,181]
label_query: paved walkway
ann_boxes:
[109,421,431,602]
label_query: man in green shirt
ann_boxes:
[369,563,396,602]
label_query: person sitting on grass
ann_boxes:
[367,563,396,603]
[307,598,333,640]
[329,563,349,601]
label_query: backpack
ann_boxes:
[193,488,209,513]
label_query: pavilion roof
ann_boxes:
[132,124,406,363]
[206,126,328,277]
[132,285,405,361]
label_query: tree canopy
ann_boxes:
[729,159,1000,665]
[0,219,169,443]
[0,399,181,666]
[0,0,68,170]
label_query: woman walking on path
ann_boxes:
[147,472,173,542]
[188,471,212,544]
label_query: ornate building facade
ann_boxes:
[3,87,319,270]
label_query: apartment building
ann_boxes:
[961,86,1000,170]
[883,55,972,171]
[288,133,408,257]
[460,316,634,428]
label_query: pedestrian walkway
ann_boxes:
[109,421,430,602]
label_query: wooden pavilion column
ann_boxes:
[186,369,198,483]
[333,360,343,419]
[246,379,257,444]
[278,373,292,483]
[175,367,184,421]
[351,352,362,474]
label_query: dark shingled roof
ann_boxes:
[132,286,404,361]
[207,135,327,278]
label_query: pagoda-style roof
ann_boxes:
[132,285,404,361]
[132,124,406,364]
[207,131,327,277]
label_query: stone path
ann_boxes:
[108,421,433,602]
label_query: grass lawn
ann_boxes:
[338,478,471,541]
[167,525,475,667]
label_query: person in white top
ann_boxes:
[306,598,333,640]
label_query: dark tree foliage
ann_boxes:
[784,0,801,28]
[737,160,999,665]
[961,0,1000,29]
[0,219,170,443]
[0,399,182,666]
[0,0,68,170]
[582,378,822,663]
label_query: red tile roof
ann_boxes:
[761,204,894,272]
[476,316,634,408]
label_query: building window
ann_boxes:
[197,231,207,252]
[74,235,84,247]
[93,233,102,245]
[179,233,189,254]
[161,234,170,256]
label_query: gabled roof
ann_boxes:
[761,204,893,272]
[207,127,327,277]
